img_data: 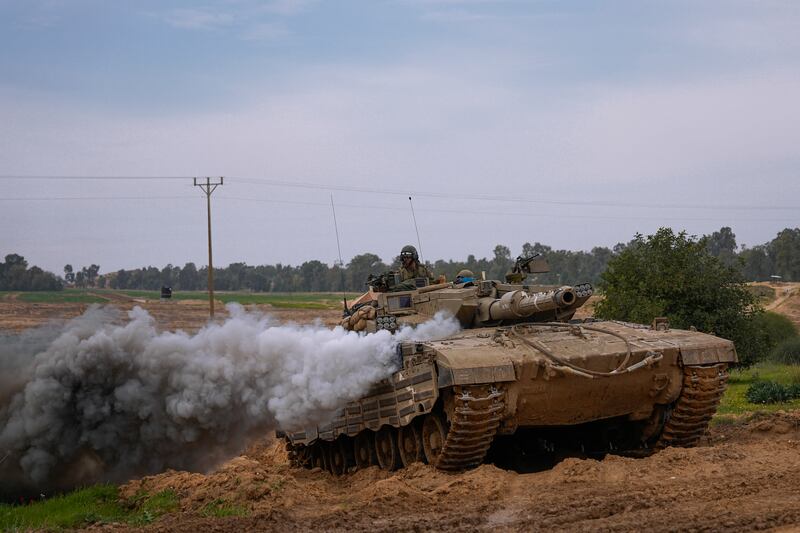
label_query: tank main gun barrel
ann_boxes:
[481,285,591,322]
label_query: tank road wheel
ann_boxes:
[354,431,377,469]
[398,424,425,466]
[422,413,448,465]
[311,442,326,470]
[374,427,402,471]
[339,435,356,472]
[292,444,312,469]
[327,440,348,476]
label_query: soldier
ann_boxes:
[398,245,434,282]
[454,269,475,285]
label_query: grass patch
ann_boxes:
[127,488,179,526]
[0,485,126,530]
[770,337,800,365]
[717,362,800,416]
[2,287,358,310]
[0,486,181,530]
[745,380,800,404]
[200,499,249,518]
[0,289,106,304]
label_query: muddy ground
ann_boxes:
[3,291,800,532]
[108,412,800,532]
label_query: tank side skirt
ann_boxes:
[286,361,439,446]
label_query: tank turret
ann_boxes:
[341,271,593,333]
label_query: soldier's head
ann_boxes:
[455,269,475,284]
[400,245,419,268]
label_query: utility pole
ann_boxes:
[194,176,223,318]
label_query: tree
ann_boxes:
[63,264,75,284]
[768,228,800,281]
[740,245,773,281]
[594,228,764,365]
[179,262,199,290]
[704,227,738,267]
[489,245,512,280]
[300,260,329,292]
[347,253,387,291]
[86,264,100,286]
[0,254,61,291]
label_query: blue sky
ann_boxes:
[1,0,799,273]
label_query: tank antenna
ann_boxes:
[330,194,349,315]
[408,196,424,264]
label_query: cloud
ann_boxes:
[240,22,290,42]
[264,0,318,16]
[681,6,800,55]
[160,8,234,30]
[152,1,314,38]
[420,9,497,22]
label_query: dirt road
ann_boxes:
[763,282,800,329]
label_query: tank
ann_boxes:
[283,254,736,474]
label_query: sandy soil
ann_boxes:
[97,412,800,533]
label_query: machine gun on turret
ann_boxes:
[505,253,551,283]
[366,271,402,293]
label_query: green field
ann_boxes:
[0,289,106,303]
[0,485,180,530]
[1,289,359,309]
[113,290,359,309]
[716,362,800,417]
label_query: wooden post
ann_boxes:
[194,176,223,318]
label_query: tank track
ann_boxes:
[656,363,729,448]
[435,385,505,471]
[285,384,506,474]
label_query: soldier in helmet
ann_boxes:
[454,269,475,286]
[399,245,434,282]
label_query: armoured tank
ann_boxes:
[283,254,736,474]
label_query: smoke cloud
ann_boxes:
[0,305,460,495]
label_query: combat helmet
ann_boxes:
[455,269,475,283]
[400,245,419,261]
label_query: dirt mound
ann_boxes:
[102,411,800,532]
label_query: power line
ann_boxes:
[230,176,800,212]
[0,196,190,201]
[215,195,798,223]
[1,173,798,212]
[1,191,796,222]
[0,175,191,180]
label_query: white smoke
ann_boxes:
[0,305,460,494]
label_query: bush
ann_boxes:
[595,228,763,365]
[770,337,800,365]
[745,381,797,404]
[754,312,798,345]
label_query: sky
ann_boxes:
[1,0,799,275]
